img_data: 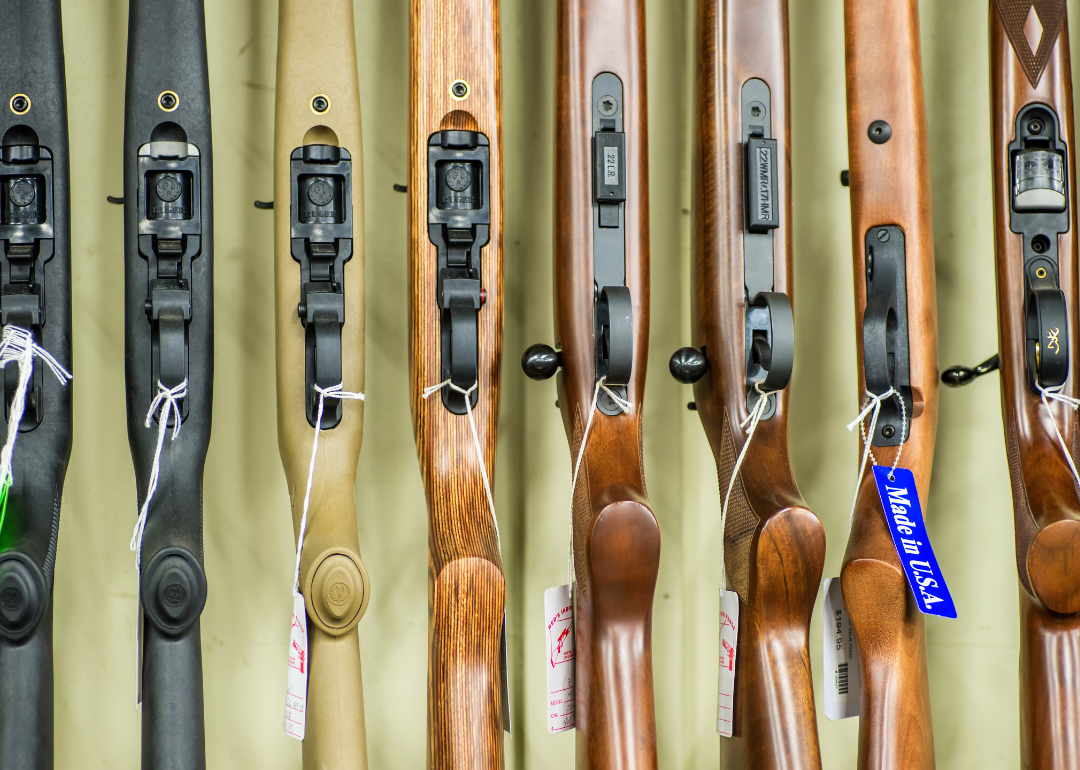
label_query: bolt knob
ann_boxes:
[669,347,708,384]
[521,344,561,381]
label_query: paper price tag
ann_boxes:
[544,584,576,733]
[872,466,957,618]
[823,578,862,720]
[284,591,308,740]
[716,590,740,737]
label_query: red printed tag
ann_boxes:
[717,590,740,737]
[284,591,308,740]
[545,584,576,733]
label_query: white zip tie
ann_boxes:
[1037,383,1080,494]
[845,387,906,528]
[718,383,770,596]
[292,383,365,593]
[423,378,502,553]
[130,379,188,570]
[0,325,71,501]
[566,377,630,586]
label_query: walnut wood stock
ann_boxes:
[990,3,1080,766]
[408,1,506,767]
[689,0,825,766]
[841,1,939,767]
[274,1,370,766]
[552,0,660,766]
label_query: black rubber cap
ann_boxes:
[142,547,207,636]
[521,344,561,381]
[669,347,708,384]
[0,554,46,641]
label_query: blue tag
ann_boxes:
[872,466,956,619]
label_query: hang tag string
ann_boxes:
[718,383,770,596]
[423,378,502,553]
[844,387,906,528]
[129,379,188,570]
[292,383,365,593]
[1037,383,1080,493]
[0,325,71,532]
[566,377,630,586]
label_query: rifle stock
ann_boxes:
[0,3,72,766]
[122,0,212,764]
[552,0,660,764]
[408,0,507,766]
[678,0,825,765]
[988,2,1080,765]
[273,0,371,766]
[841,0,938,767]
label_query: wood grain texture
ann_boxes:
[991,5,1080,767]
[408,0,506,767]
[841,1,938,768]
[552,0,660,766]
[689,0,825,766]
[273,0,370,766]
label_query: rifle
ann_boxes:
[521,0,660,763]
[839,0,939,766]
[945,2,1080,766]
[122,0,212,765]
[272,0,371,765]
[408,0,507,766]
[669,0,825,763]
[0,2,72,767]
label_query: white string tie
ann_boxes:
[130,379,188,570]
[0,325,71,519]
[292,383,365,593]
[718,383,770,596]
[566,377,630,586]
[1037,383,1080,493]
[422,379,502,553]
[845,387,906,528]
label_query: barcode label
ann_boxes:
[823,578,861,720]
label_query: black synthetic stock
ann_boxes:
[0,0,72,766]
[140,622,206,770]
[123,0,213,765]
[0,606,53,769]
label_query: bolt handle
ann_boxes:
[669,347,708,384]
[521,344,562,381]
[941,353,1000,387]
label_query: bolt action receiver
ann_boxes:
[427,129,490,415]
[137,124,202,422]
[290,143,353,429]
[670,79,793,415]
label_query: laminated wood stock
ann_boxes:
[989,1,1080,766]
[408,0,506,767]
[554,0,660,765]
[273,0,371,766]
[841,0,938,768]
[688,0,825,766]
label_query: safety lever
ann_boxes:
[290,143,353,428]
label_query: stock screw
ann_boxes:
[450,80,470,99]
[868,119,892,144]
[10,95,29,114]
[158,91,178,111]
[882,425,895,438]
[311,95,330,114]
[1028,119,1044,134]
[598,96,618,116]
[876,228,890,243]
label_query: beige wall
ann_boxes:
[50,0,1062,766]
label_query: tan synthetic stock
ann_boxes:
[990,2,1080,766]
[841,0,938,768]
[552,0,660,766]
[690,0,825,766]
[408,0,506,767]
[274,0,369,766]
